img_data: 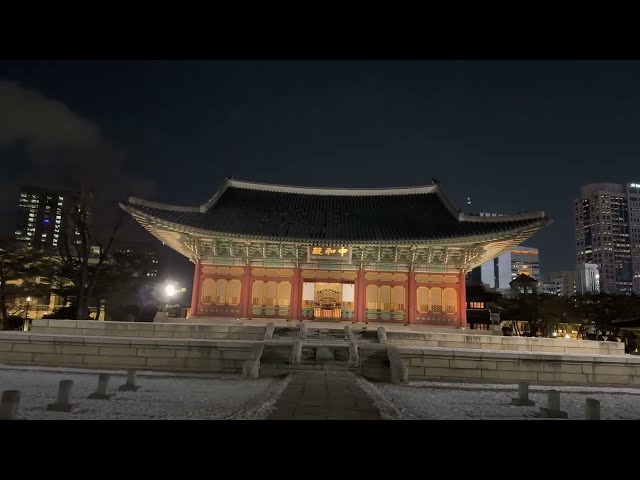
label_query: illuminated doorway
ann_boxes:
[302,281,355,320]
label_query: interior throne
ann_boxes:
[313,286,342,319]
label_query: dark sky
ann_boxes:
[1,60,640,278]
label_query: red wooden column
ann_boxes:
[355,269,366,323]
[290,267,302,321]
[240,267,252,319]
[406,272,416,325]
[190,261,202,317]
[458,271,467,328]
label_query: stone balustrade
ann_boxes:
[386,331,624,356]
[397,345,640,386]
[0,331,258,374]
[30,319,265,341]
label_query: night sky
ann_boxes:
[1,60,640,280]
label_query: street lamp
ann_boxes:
[24,297,32,331]
[162,282,186,314]
[165,284,176,298]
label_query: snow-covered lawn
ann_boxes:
[374,381,640,420]
[5,365,640,420]
[0,366,282,420]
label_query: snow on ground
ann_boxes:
[5,364,640,420]
[374,381,640,420]
[0,366,281,420]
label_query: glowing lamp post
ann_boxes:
[24,297,32,331]
[162,282,186,315]
[164,284,176,298]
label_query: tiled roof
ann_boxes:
[509,273,540,285]
[122,179,549,242]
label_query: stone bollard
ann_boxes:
[377,326,388,344]
[299,322,308,337]
[348,339,359,367]
[585,398,601,420]
[0,390,21,420]
[88,374,112,400]
[118,370,141,392]
[291,336,302,365]
[539,390,568,419]
[47,380,75,412]
[511,382,535,406]
[264,322,275,340]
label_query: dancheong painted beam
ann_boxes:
[121,178,550,327]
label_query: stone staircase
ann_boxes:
[257,324,393,382]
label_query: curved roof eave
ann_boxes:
[121,203,550,246]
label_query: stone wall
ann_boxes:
[387,331,624,356]
[0,331,256,374]
[397,345,640,386]
[30,320,265,340]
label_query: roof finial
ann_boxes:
[432,177,440,185]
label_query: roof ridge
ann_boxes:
[226,178,438,196]
[459,211,547,222]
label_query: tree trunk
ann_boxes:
[95,298,101,321]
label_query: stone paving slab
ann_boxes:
[267,370,382,420]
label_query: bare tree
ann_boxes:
[57,186,125,319]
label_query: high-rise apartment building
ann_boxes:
[14,186,77,251]
[575,183,640,294]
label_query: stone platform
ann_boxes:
[29,319,625,357]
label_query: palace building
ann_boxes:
[121,178,550,327]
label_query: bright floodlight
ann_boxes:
[26,297,32,302]
[165,284,176,297]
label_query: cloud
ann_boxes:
[0,80,156,235]
[0,80,104,151]
[0,80,126,179]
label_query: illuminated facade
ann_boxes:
[576,263,600,295]
[122,179,549,326]
[575,183,640,294]
[468,246,540,289]
[15,186,76,251]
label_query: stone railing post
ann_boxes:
[377,326,388,344]
[264,322,275,339]
[291,335,302,366]
[299,322,308,338]
[348,338,359,367]
[344,325,352,341]
[242,343,264,379]
[387,346,408,384]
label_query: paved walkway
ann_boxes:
[267,371,382,420]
